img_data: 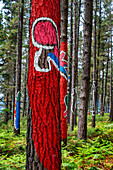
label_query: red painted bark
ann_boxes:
[27,0,61,169]
[60,41,67,140]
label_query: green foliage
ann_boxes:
[62,113,113,169]
[0,117,27,169]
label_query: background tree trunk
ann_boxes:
[95,0,101,114]
[109,36,113,121]
[100,60,104,116]
[77,0,93,139]
[92,0,97,128]
[103,49,109,113]
[14,0,24,134]
[67,0,73,124]
[70,0,77,132]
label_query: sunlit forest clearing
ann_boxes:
[0,113,113,169]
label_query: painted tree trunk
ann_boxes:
[27,0,61,169]
[70,0,77,132]
[92,0,97,128]
[60,0,68,144]
[67,0,73,124]
[14,0,24,134]
[77,0,93,139]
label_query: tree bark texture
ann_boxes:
[60,0,68,144]
[70,0,77,132]
[74,0,81,126]
[26,98,47,170]
[14,0,24,134]
[5,93,9,124]
[92,0,97,128]
[77,0,93,139]
[103,49,109,113]
[95,0,101,114]
[109,36,113,121]
[22,72,27,117]
[100,61,104,116]
[27,0,61,169]
[67,0,73,124]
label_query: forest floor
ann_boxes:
[0,113,113,169]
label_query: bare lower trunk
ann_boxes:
[77,0,93,139]
[26,99,47,170]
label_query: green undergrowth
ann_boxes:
[0,113,113,169]
[0,118,27,169]
[62,113,113,170]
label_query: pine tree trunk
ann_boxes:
[92,0,97,128]
[14,0,24,134]
[67,0,73,124]
[103,49,109,114]
[5,93,9,124]
[22,73,27,117]
[60,0,68,145]
[70,0,77,132]
[77,0,93,139]
[74,0,81,126]
[27,0,61,169]
[95,0,101,114]
[109,36,113,120]
[100,61,104,116]
[12,60,16,124]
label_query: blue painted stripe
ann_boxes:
[16,101,20,130]
[48,52,60,68]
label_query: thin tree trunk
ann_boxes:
[67,0,73,124]
[14,0,24,134]
[5,93,9,124]
[95,0,101,114]
[12,59,16,124]
[100,61,104,116]
[74,0,81,126]
[22,73,27,117]
[92,0,97,128]
[103,48,109,114]
[60,0,68,145]
[70,0,77,132]
[77,0,93,139]
[109,36,113,120]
